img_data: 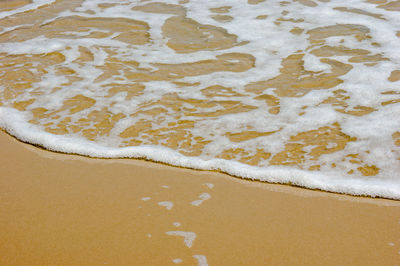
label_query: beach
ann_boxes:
[1,0,400,199]
[1,129,400,265]
[1,0,400,264]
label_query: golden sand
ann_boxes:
[1,129,399,265]
[1,1,400,262]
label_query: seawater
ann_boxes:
[0,0,399,199]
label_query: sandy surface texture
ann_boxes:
[0,129,400,265]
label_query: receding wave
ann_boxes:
[0,0,399,199]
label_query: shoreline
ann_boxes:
[1,129,400,264]
[2,115,397,200]
[1,128,398,203]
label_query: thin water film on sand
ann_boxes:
[0,0,399,199]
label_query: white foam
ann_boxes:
[303,53,332,73]
[165,231,196,248]
[191,193,211,207]
[172,258,182,264]
[158,201,174,210]
[193,255,208,266]
[1,107,400,199]
[204,183,214,189]
[0,0,56,20]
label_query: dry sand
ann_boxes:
[0,129,399,265]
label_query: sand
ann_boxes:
[0,129,399,265]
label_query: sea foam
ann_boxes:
[0,0,399,199]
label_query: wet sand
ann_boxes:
[1,129,400,265]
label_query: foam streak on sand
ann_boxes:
[165,231,196,248]
[191,193,211,206]
[0,0,400,199]
[193,255,208,266]
[0,0,56,20]
[158,201,174,210]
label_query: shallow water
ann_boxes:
[0,0,399,199]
